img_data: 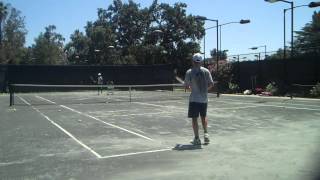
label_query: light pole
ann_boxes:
[233,55,241,86]
[251,46,262,87]
[197,16,219,68]
[203,33,206,66]
[254,54,260,61]
[196,16,220,97]
[265,1,320,59]
[232,56,237,62]
[152,29,163,45]
[249,45,267,59]
[265,0,294,59]
[152,29,166,64]
[206,19,250,51]
[107,46,116,64]
[265,0,320,94]
[94,49,101,65]
[283,2,320,58]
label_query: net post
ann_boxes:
[129,86,132,102]
[289,84,293,99]
[9,84,14,106]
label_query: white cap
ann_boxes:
[192,53,203,62]
[98,73,101,76]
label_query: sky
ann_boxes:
[5,0,319,58]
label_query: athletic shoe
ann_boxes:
[191,137,201,145]
[204,133,210,144]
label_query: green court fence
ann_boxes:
[0,64,174,93]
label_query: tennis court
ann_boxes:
[1,89,320,180]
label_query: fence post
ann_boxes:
[9,84,14,106]
[129,86,132,102]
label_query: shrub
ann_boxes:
[310,83,320,98]
[265,82,278,95]
[228,82,239,93]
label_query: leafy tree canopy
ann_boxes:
[0,2,27,64]
[294,11,320,55]
[32,25,66,64]
[66,0,205,67]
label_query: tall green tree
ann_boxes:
[2,7,27,64]
[77,7,120,65]
[0,1,8,63]
[0,1,8,47]
[265,48,291,60]
[294,11,320,55]
[210,49,228,61]
[0,3,27,64]
[148,1,204,68]
[86,0,204,66]
[32,25,66,64]
[65,30,90,64]
[67,0,205,67]
[103,0,149,64]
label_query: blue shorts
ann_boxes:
[188,102,207,118]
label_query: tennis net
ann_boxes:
[290,83,316,98]
[9,83,191,106]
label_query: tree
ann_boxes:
[104,0,150,64]
[81,0,205,67]
[0,3,27,64]
[78,6,120,65]
[65,30,90,64]
[0,1,8,47]
[265,48,289,60]
[20,46,33,64]
[67,0,205,67]
[32,25,66,64]
[294,11,320,55]
[88,25,117,64]
[149,1,204,67]
[210,48,228,61]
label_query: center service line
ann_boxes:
[17,95,102,158]
[100,148,172,159]
[36,95,154,141]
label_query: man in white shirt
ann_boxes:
[184,53,214,145]
[97,73,103,95]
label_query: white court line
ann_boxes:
[17,96,173,160]
[0,159,35,167]
[133,128,147,134]
[36,95,56,104]
[216,98,320,108]
[211,105,264,110]
[136,99,320,112]
[215,99,320,111]
[222,93,320,102]
[133,102,185,110]
[19,96,31,105]
[60,105,154,141]
[262,104,320,111]
[17,96,102,158]
[95,111,171,118]
[76,98,92,101]
[35,95,154,141]
[134,101,259,111]
[100,110,129,113]
[174,101,187,104]
[100,148,172,159]
[278,102,320,108]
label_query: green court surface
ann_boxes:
[1,92,320,180]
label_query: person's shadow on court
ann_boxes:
[172,143,203,151]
